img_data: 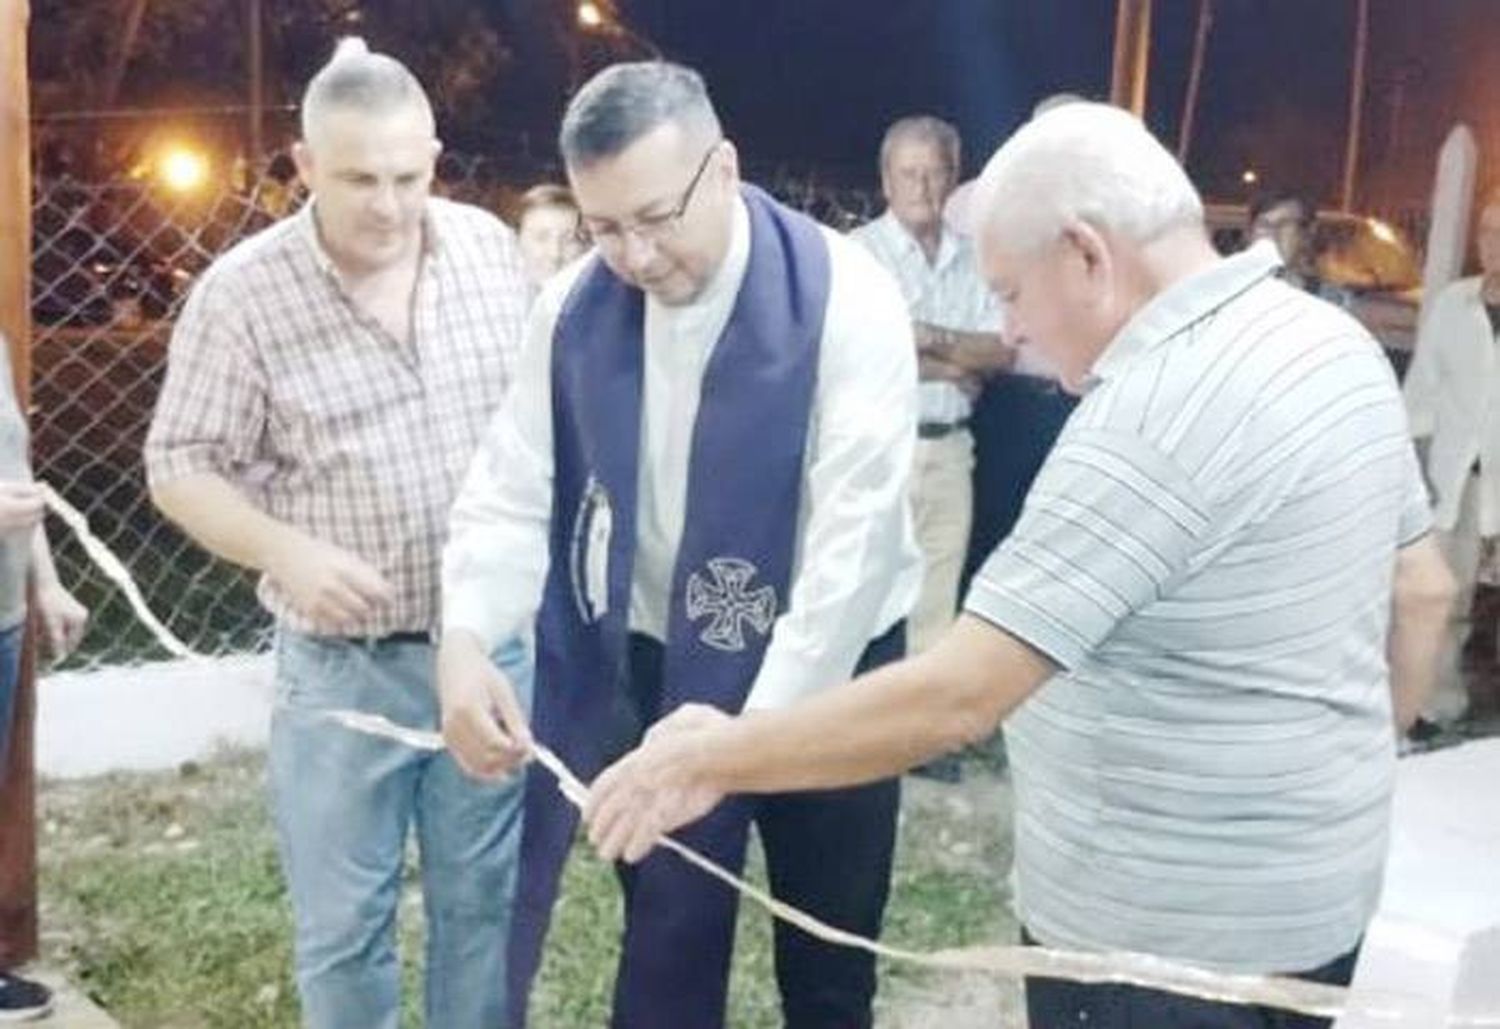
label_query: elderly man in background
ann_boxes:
[852,116,1010,663]
[146,39,531,1028]
[585,102,1454,1029]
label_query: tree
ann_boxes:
[29,0,577,170]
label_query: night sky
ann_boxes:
[623,0,1497,208]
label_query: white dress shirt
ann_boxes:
[444,197,922,710]
[849,210,1000,425]
[1405,276,1500,533]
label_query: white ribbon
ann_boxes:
[44,483,1500,1026]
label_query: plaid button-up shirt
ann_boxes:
[146,197,529,636]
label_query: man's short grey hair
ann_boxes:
[300,37,433,142]
[559,62,722,168]
[878,115,960,176]
[973,102,1204,257]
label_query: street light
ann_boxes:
[577,2,604,29]
[158,145,209,193]
[575,0,660,58]
[1241,168,1259,187]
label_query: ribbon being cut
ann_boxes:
[38,483,1500,1027]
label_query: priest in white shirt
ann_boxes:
[436,61,921,1029]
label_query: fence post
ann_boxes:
[0,0,38,968]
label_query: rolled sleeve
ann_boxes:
[145,275,267,488]
[964,427,1211,670]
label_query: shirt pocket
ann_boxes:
[265,333,422,449]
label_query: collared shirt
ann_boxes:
[444,197,923,710]
[1404,276,1500,533]
[966,240,1431,973]
[849,211,998,425]
[145,197,530,636]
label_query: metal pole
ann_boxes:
[1177,0,1213,163]
[1340,0,1370,212]
[248,0,264,160]
[1110,0,1152,116]
[0,0,39,966]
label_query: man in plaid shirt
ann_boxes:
[145,38,530,1029]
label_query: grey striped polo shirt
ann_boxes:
[966,241,1430,974]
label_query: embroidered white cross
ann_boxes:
[685,557,777,652]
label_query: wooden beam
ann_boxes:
[1110,0,1152,116]
[0,0,38,967]
[1340,0,1370,212]
[1177,0,1213,163]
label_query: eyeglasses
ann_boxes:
[575,140,721,250]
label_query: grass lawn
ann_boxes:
[40,747,1020,1027]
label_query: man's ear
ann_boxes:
[291,140,316,192]
[1060,218,1112,286]
[716,139,741,190]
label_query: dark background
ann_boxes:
[28,0,1500,206]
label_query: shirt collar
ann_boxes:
[1087,239,1283,387]
[295,197,442,283]
[878,209,962,272]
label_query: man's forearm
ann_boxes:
[150,472,299,573]
[1388,535,1457,731]
[703,617,1051,794]
[1389,611,1448,731]
[946,328,1012,375]
[30,524,61,588]
[915,321,1012,376]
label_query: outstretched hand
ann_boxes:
[583,702,731,863]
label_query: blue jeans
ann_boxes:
[0,622,23,774]
[269,631,532,1029]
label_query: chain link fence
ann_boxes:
[28,152,881,671]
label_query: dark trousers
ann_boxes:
[611,625,904,1029]
[1022,928,1359,1029]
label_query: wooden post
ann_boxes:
[0,0,37,968]
[1177,0,1213,164]
[247,0,263,159]
[1340,0,1370,212]
[101,0,149,109]
[1110,0,1152,116]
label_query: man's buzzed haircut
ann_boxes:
[559,61,721,168]
[300,37,433,143]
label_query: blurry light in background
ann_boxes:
[577,1,604,29]
[159,145,209,193]
[1367,217,1397,244]
[1241,168,1259,186]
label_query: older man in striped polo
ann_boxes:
[583,102,1456,1029]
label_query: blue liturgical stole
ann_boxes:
[537,182,830,765]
